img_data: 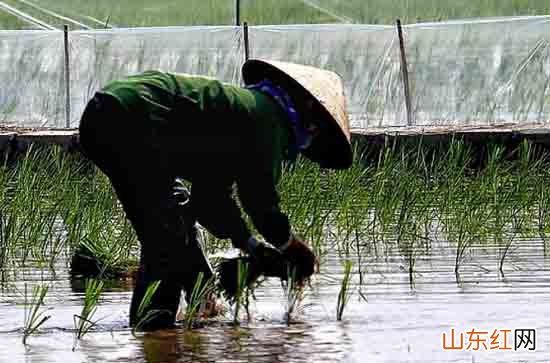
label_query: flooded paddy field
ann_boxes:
[1,238,549,362]
[1,140,550,362]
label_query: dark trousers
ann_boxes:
[78,93,214,328]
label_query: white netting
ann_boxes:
[247,24,399,128]
[68,26,243,126]
[0,17,549,129]
[0,31,64,127]
[404,16,550,126]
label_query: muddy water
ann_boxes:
[1,238,549,363]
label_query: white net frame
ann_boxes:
[0,16,548,130]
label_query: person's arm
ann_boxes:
[236,131,316,281]
[190,180,252,251]
[235,124,291,249]
[237,171,291,249]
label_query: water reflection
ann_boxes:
[136,321,352,363]
[1,239,550,362]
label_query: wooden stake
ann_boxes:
[243,22,250,62]
[63,25,71,128]
[396,19,413,126]
[235,0,240,26]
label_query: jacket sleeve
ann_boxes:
[191,179,252,249]
[236,126,291,248]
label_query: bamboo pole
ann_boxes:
[396,19,413,126]
[243,22,250,62]
[235,0,240,26]
[63,25,71,128]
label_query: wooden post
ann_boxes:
[396,19,413,126]
[235,0,240,26]
[63,25,71,128]
[243,22,250,62]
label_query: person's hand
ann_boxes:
[246,235,317,282]
[279,233,317,282]
[246,237,288,279]
[217,237,288,299]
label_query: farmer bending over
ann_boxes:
[78,59,352,329]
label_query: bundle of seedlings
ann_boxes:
[70,237,139,280]
[216,242,289,299]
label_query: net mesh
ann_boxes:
[405,16,550,127]
[0,31,64,127]
[69,26,243,126]
[0,17,549,129]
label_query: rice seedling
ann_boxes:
[411,140,441,245]
[282,266,312,325]
[131,280,163,334]
[35,150,94,269]
[0,147,76,269]
[535,168,550,257]
[448,185,489,283]
[0,146,134,281]
[279,157,328,256]
[69,169,139,279]
[71,224,138,279]
[307,0,550,24]
[394,184,421,288]
[481,143,514,274]
[435,138,472,224]
[0,160,13,275]
[73,278,104,347]
[9,0,328,28]
[6,147,45,266]
[496,141,541,274]
[22,284,51,345]
[336,260,353,321]
[330,148,371,284]
[416,139,476,282]
[62,185,87,247]
[6,134,550,323]
[371,141,432,286]
[227,260,251,325]
[183,272,216,329]
[365,140,404,256]
[4,0,550,30]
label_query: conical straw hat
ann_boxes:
[242,59,352,169]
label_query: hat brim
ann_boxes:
[242,59,352,170]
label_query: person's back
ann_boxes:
[99,70,291,182]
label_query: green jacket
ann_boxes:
[101,70,293,248]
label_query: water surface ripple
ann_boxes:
[1,238,549,362]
